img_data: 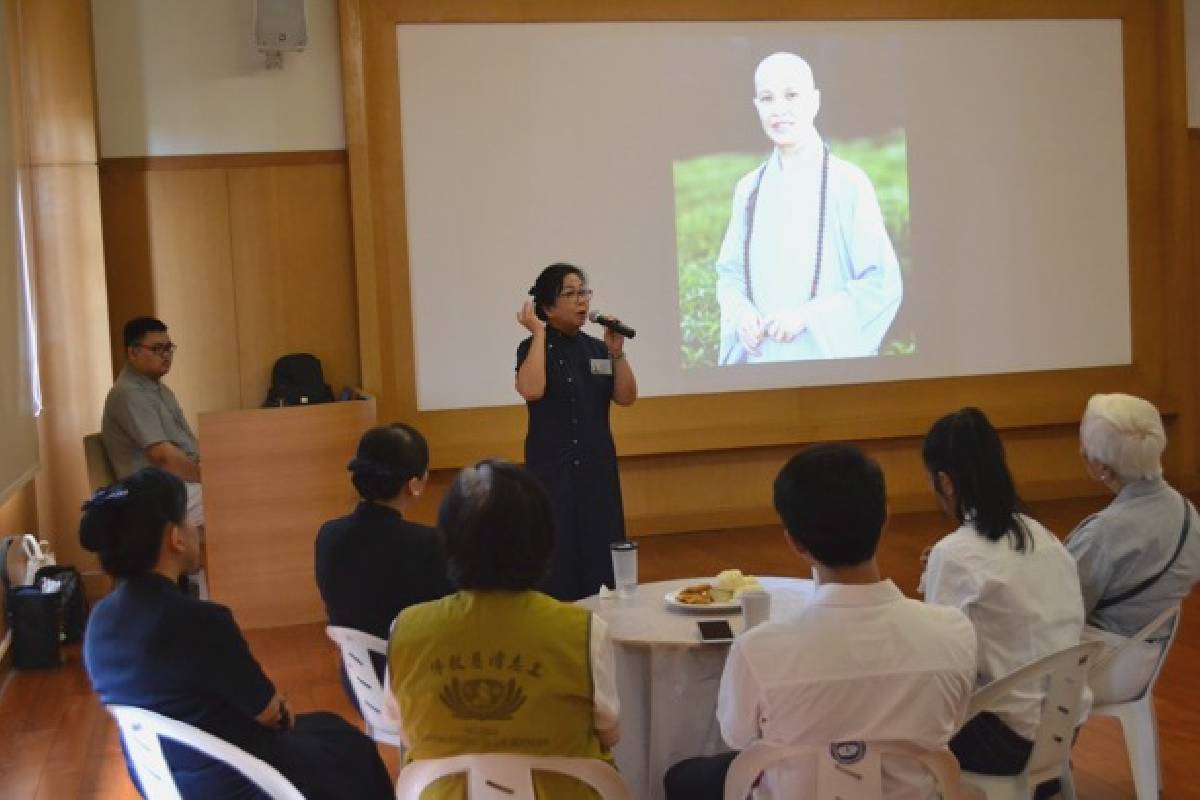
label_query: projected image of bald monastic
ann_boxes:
[676,52,907,367]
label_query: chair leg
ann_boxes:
[1114,698,1161,800]
[1059,761,1076,800]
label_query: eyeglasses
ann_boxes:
[138,343,177,356]
[558,288,594,303]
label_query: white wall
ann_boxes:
[91,0,345,157]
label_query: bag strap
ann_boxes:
[21,534,43,562]
[1096,492,1192,611]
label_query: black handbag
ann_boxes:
[34,564,89,644]
[0,537,63,669]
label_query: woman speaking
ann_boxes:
[516,263,637,601]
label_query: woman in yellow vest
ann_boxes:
[388,459,621,799]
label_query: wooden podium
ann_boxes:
[198,398,376,629]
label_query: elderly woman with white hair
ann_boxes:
[1067,393,1200,703]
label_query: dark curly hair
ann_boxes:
[528,263,586,321]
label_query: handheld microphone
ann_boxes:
[588,311,636,339]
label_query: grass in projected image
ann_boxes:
[675,129,914,369]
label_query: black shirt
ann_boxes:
[84,574,278,799]
[517,327,618,471]
[315,501,453,640]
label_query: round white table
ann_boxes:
[578,576,813,800]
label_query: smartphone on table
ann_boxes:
[696,619,735,643]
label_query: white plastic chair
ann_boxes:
[960,641,1103,800]
[325,625,404,747]
[723,739,972,800]
[107,704,305,800]
[1088,604,1182,800]
[395,753,633,799]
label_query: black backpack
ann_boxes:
[263,353,335,407]
[0,536,79,669]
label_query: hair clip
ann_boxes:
[82,485,130,511]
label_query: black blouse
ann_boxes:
[315,501,454,640]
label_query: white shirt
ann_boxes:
[717,580,976,800]
[921,515,1085,738]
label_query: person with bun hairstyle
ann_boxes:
[82,468,393,800]
[919,408,1085,785]
[515,263,637,601]
[1067,393,1200,703]
[387,459,620,800]
[316,423,453,641]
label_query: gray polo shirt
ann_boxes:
[1066,477,1200,637]
[101,365,200,479]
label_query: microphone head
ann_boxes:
[588,311,602,323]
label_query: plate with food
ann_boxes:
[665,570,765,613]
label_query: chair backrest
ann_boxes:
[395,753,633,799]
[83,433,117,492]
[1091,603,1183,703]
[107,705,305,800]
[966,641,1103,781]
[723,739,970,800]
[325,625,404,747]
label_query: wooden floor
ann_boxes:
[1,497,1198,798]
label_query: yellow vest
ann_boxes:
[389,590,610,800]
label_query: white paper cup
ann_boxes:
[740,590,771,630]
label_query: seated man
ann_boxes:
[1068,393,1200,703]
[665,444,977,800]
[102,317,203,528]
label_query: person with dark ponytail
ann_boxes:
[515,263,638,601]
[82,468,393,800]
[316,423,453,638]
[919,408,1085,784]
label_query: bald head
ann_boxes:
[752,52,820,150]
[754,52,816,94]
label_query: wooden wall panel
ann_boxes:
[15,0,96,165]
[143,169,242,428]
[98,169,153,374]
[228,163,360,408]
[98,154,363,435]
[29,164,111,573]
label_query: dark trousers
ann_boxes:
[950,711,1034,775]
[269,712,393,800]
[951,712,1064,800]
[664,751,739,800]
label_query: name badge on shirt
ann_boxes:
[590,358,613,376]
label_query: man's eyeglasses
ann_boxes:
[558,289,594,303]
[138,343,177,356]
